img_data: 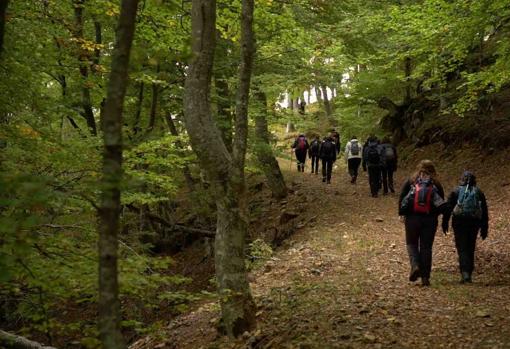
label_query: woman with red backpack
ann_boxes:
[291,134,309,172]
[398,160,446,286]
[442,171,489,283]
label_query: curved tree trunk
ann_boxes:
[98,1,139,348]
[321,85,332,117]
[254,90,287,199]
[183,0,256,337]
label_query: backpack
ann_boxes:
[310,140,320,154]
[297,136,306,150]
[453,185,483,219]
[401,177,440,215]
[350,141,360,156]
[321,140,336,160]
[384,145,395,161]
[366,142,380,165]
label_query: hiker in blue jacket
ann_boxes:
[442,171,489,283]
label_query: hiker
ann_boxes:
[308,136,321,175]
[344,136,362,184]
[379,136,398,194]
[291,134,309,172]
[399,160,446,286]
[319,136,337,184]
[362,136,382,197]
[442,171,489,283]
[331,130,341,154]
[299,100,306,114]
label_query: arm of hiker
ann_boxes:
[394,146,398,170]
[398,179,411,215]
[344,143,349,163]
[480,191,489,240]
[442,191,457,235]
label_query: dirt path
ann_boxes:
[132,159,510,349]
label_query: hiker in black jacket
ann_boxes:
[399,160,446,286]
[379,137,398,195]
[319,136,337,184]
[331,130,341,154]
[291,134,309,172]
[442,171,489,283]
[308,136,321,175]
[362,136,382,197]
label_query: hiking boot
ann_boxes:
[322,178,326,183]
[327,180,331,184]
[461,272,472,284]
[421,278,430,287]
[409,265,420,282]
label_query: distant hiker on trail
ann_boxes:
[330,130,341,154]
[291,134,309,172]
[362,136,382,197]
[319,136,337,184]
[379,136,398,194]
[344,136,362,184]
[442,171,489,284]
[399,160,446,287]
[299,100,306,114]
[308,136,321,175]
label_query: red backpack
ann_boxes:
[413,178,434,214]
[298,136,306,150]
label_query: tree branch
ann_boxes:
[0,330,57,349]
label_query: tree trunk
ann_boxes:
[183,0,255,337]
[147,64,160,133]
[93,20,102,68]
[0,330,57,349]
[133,81,144,134]
[307,88,311,104]
[404,57,412,105]
[315,86,322,103]
[0,0,8,55]
[164,112,195,190]
[98,1,139,349]
[214,75,233,151]
[73,0,98,136]
[321,85,332,117]
[254,90,287,199]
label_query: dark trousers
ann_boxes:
[453,220,480,274]
[295,151,306,172]
[405,215,438,279]
[367,165,381,196]
[322,159,334,182]
[381,165,395,193]
[311,155,319,173]
[348,158,361,182]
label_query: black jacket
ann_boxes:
[379,143,398,170]
[308,139,321,157]
[442,186,489,236]
[319,139,337,161]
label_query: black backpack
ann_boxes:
[310,140,320,154]
[366,142,380,165]
[321,140,336,160]
[350,141,360,156]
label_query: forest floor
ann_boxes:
[132,145,510,349]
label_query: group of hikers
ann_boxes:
[399,160,489,286]
[291,133,397,197]
[291,133,490,286]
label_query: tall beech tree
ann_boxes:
[98,0,139,348]
[183,0,256,337]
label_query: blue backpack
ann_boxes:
[453,185,482,219]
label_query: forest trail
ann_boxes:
[133,159,510,349]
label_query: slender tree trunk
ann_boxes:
[73,0,98,135]
[254,90,287,199]
[289,96,294,111]
[164,112,195,190]
[93,20,102,67]
[98,1,139,348]
[404,57,412,105]
[307,88,311,104]
[133,81,144,134]
[321,85,332,117]
[183,0,255,337]
[315,86,322,103]
[147,64,160,133]
[0,0,8,56]
[214,75,233,151]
